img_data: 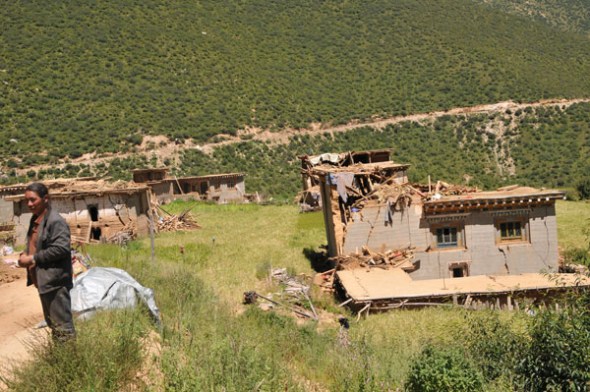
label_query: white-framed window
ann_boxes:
[430,223,465,250]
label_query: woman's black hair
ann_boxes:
[25,182,49,198]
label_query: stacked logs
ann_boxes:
[156,208,201,232]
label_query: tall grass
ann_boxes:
[3,200,589,390]
[557,200,590,250]
[1,309,150,391]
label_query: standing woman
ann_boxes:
[18,182,75,342]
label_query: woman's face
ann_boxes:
[24,190,48,216]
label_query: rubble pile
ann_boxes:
[332,246,416,271]
[156,208,201,232]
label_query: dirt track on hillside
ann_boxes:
[15,97,590,175]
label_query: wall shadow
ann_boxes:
[303,246,335,273]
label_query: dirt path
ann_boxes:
[15,97,590,174]
[202,98,590,153]
[0,259,46,374]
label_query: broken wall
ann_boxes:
[341,200,559,280]
[11,192,150,245]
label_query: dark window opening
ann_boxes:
[500,221,522,240]
[449,262,469,278]
[200,182,208,195]
[354,153,370,163]
[88,205,99,222]
[91,227,101,240]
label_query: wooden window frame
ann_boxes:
[494,217,529,244]
[430,222,465,250]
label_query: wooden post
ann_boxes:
[146,190,156,263]
[464,295,473,309]
[175,176,184,195]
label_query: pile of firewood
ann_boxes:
[105,222,137,246]
[156,208,201,232]
[332,245,416,271]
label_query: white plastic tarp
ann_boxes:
[71,267,161,325]
[308,153,342,166]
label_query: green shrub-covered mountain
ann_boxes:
[475,0,590,37]
[1,1,589,197]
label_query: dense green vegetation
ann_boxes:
[2,0,590,166]
[178,102,590,199]
[7,102,590,201]
[2,200,589,390]
[476,0,590,37]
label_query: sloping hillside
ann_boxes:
[9,99,589,200]
[1,0,590,167]
[475,0,590,37]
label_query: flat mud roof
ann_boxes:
[336,269,590,302]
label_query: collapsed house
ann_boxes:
[4,179,152,245]
[132,168,250,204]
[297,149,391,212]
[0,183,31,244]
[312,154,588,312]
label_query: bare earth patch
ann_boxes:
[0,258,46,376]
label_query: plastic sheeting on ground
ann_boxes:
[71,267,161,325]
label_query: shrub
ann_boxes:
[463,311,525,382]
[516,307,590,392]
[576,178,590,200]
[405,345,484,392]
[563,247,590,267]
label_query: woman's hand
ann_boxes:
[18,252,35,268]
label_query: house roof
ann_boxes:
[336,269,590,302]
[300,149,392,164]
[423,185,565,213]
[175,173,245,181]
[131,168,169,174]
[4,179,149,201]
[311,161,410,175]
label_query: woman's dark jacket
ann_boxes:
[25,207,72,294]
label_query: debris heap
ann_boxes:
[332,246,416,271]
[155,207,201,232]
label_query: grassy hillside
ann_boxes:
[3,200,589,390]
[2,0,590,166]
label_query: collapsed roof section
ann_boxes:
[299,149,394,190]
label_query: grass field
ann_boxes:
[2,200,589,391]
[557,200,590,250]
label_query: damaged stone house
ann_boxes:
[132,168,248,204]
[3,179,151,245]
[298,149,392,212]
[311,153,587,311]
